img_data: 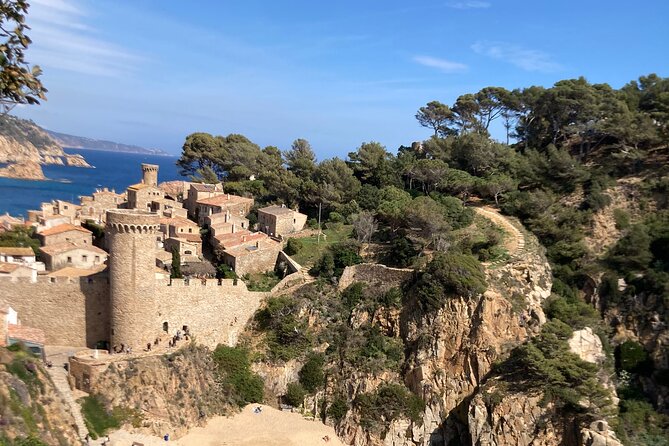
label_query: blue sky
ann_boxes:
[13,0,669,158]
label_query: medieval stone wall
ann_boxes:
[0,275,110,347]
[338,263,415,292]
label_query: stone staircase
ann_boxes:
[46,360,89,444]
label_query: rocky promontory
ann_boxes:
[0,114,92,179]
[0,161,45,180]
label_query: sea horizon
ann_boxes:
[0,148,184,218]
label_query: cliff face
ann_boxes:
[87,344,230,438]
[0,348,80,445]
[0,160,45,180]
[0,115,91,178]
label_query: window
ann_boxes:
[95,256,100,262]
[82,255,88,262]
[185,250,192,255]
[67,256,72,263]
[64,205,68,209]
[163,322,169,332]
[188,228,192,233]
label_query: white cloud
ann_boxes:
[25,0,142,77]
[446,1,491,9]
[471,41,562,72]
[413,56,468,73]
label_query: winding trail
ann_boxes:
[473,206,525,257]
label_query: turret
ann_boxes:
[141,163,159,187]
[106,209,160,351]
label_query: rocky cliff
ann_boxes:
[0,115,92,179]
[0,161,45,180]
[0,347,80,445]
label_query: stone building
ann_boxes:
[79,188,125,223]
[39,242,107,271]
[207,211,249,238]
[257,205,307,238]
[158,216,200,240]
[0,262,37,280]
[196,193,253,226]
[164,235,201,261]
[127,164,165,210]
[214,230,281,276]
[37,223,93,246]
[184,182,224,218]
[0,246,36,264]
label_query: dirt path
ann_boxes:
[473,206,525,256]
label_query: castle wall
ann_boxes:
[153,278,266,349]
[338,263,415,292]
[0,275,109,347]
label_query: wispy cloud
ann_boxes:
[26,0,143,77]
[471,41,562,72]
[446,1,491,9]
[413,56,468,73]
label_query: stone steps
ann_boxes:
[46,364,89,443]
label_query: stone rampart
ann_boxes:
[154,278,267,349]
[0,274,109,347]
[338,263,415,292]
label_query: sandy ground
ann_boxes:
[107,404,344,446]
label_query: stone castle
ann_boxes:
[0,208,267,353]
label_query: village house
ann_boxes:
[27,211,71,229]
[196,193,253,226]
[158,216,200,240]
[39,242,108,271]
[0,246,45,274]
[37,223,93,246]
[213,229,281,275]
[79,188,125,223]
[257,204,308,238]
[206,211,250,238]
[0,246,37,264]
[184,182,224,218]
[164,235,202,261]
[0,262,37,281]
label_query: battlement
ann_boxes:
[157,277,251,292]
[106,209,160,234]
[107,222,159,234]
[0,274,108,285]
[141,163,159,172]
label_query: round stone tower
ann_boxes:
[141,163,159,186]
[106,209,160,351]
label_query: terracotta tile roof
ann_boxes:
[46,265,106,277]
[7,324,46,345]
[0,247,35,256]
[196,194,253,207]
[259,205,295,216]
[224,238,281,257]
[0,262,19,273]
[214,230,266,248]
[190,183,222,192]
[39,242,107,257]
[127,183,150,190]
[172,234,202,243]
[159,216,199,227]
[38,223,91,237]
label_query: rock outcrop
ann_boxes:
[88,344,230,438]
[0,161,45,180]
[0,114,92,178]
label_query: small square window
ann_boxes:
[82,255,88,262]
[67,256,72,263]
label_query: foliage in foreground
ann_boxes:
[354,384,424,433]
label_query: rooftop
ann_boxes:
[38,223,91,237]
[259,205,296,216]
[8,324,46,345]
[171,234,202,243]
[190,182,223,192]
[0,263,19,273]
[127,182,151,190]
[46,265,107,277]
[215,230,267,248]
[40,242,107,257]
[224,237,281,257]
[197,194,253,207]
[0,247,35,257]
[159,216,199,227]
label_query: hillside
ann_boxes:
[0,115,91,180]
[47,130,169,156]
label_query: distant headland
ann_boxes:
[47,129,170,156]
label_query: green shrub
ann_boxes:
[284,238,304,256]
[327,397,348,422]
[212,345,264,405]
[328,212,345,223]
[613,209,631,230]
[410,253,487,311]
[299,354,325,393]
[254,296,311,360]
[284,382,306,407]
[13,437,48,446]
[545,293,599,329]
[80,395,120,439]
[341,282,365,311]
[355,384,424,432]
[617,341,650,374]
[387,236,419,267]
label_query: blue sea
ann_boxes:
[0,149,184,217]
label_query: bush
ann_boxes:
[341,282,365,311]
[311,242,362,278]
[284,382,306,407]
[328,212,345,223]
[80,395,120,439]
[212,345,264,405]
[355,384,424,432]
[617,341,651,374]
[299,354,325,393]
[254,296,311,360]
[327,396,348,422]
[410,253,487,311]
[387,236,419,267]
[284,238,303,256]
[613,208,631,230]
